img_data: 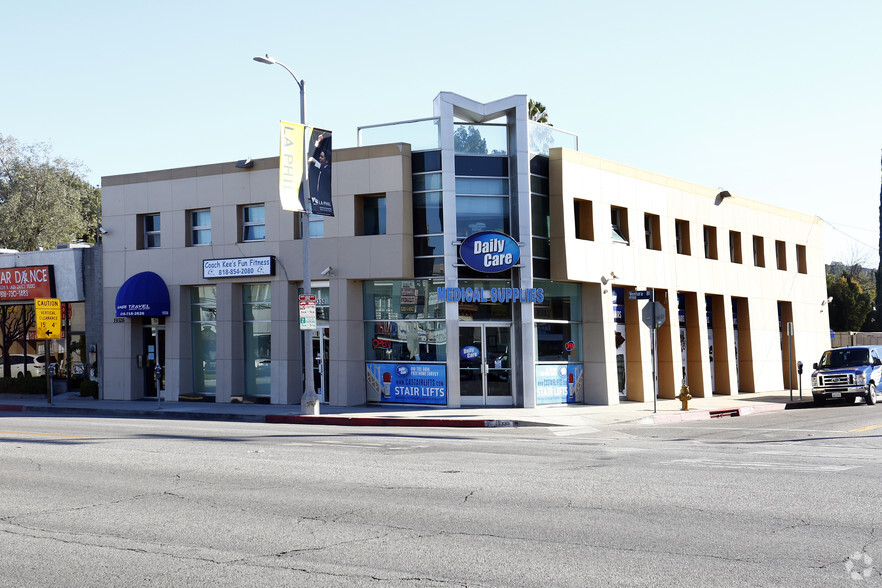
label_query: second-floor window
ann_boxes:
[242,205,265,242]
[190,209,211,246]
[144,213,160,248]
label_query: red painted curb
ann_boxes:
[737,404,786,416]
[266,415,510,427]
[0,405,24,412]
[651,411,711,424]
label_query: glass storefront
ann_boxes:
[534,281,582,362]
[363,279,446,363]
[189,286,217,401]
[242,284,271,401]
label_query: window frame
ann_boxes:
[574,199,594,241]
[753,235,765,267]
[729,230,742,264]
[142,213,161,249]
[189,208,211,246]
[675,219,691,255]
[611,206,629,245]
[241,204,266,242]
[703,225,718,260]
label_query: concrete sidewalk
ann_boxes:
[0,388,816,428]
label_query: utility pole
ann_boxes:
[876,149,882,330]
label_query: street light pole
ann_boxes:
[253,54,319,415]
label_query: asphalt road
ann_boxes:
[2,402,882,587]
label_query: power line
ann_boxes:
[820,217,878,253]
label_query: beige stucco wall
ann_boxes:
[549,148,829,400]
[101,144,412,402]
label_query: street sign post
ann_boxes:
[634,291,667,414]
[628,290,651,300]
[34,298,61,405]
[641,301,667,329]
[34,298,61,340]
[299,294,317,331]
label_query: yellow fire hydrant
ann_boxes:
[676,384,692,411]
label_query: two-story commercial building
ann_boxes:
[99,92,830,407]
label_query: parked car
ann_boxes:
[811,345,882,405]
[2,354,46,378]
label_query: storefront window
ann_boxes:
[242,284,271,400]
[364,320,447,362]
[456,280,513,321]
[189,286,217,401]
[299,286,330,322]
[535,281,582,362]
[363,280,445,320]
[363,280,446,362]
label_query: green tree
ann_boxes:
[453,125,488,154]
[528,99,549,124]
[827,273,875,332]
[0,135,100,251]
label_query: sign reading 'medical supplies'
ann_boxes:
[460,231,520,273]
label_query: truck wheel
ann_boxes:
[867,383,877,406]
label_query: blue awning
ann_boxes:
[115,271,170,317]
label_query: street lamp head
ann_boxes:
[253,54,276,65]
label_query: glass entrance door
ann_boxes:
[458,324,512,406]
[312,327,330,402]
[143,325,165,398]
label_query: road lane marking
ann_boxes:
[848,423,882,433]
[663,457,857,472]
[0,430,91,439]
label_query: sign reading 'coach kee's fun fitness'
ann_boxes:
[460,231,520,273]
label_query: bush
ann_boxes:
[79,380,98,399]
[0,376,48,395]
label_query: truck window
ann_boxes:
[820,349,870,368]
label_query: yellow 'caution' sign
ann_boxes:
[34,298,61,339]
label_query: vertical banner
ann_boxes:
[279,120,306,212]
[612,287,627,397]
[307,128,334,216]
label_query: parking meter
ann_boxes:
[797,361,804,399]
[154,364,163,407]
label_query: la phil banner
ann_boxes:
[0,266,55,301]
[278,121,334,217]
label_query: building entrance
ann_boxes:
[142,325,165,398]
[458,323,512,406]
[312,327,330,403]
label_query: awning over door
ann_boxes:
[115,271,170,317]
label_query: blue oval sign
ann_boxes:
[460,231,520,273]
[460,346,480,360]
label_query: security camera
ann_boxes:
[320,266,333,276]
[98,226,109,235]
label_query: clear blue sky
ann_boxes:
[3,0,880,266]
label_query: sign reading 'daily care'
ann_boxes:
[460,231,520,273]
[0,266,54,301]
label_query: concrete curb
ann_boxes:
[266,415,517,428]
[4,404,268,423]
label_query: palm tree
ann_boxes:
[528,99,549,124]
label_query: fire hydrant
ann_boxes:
[676,384,692,411]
